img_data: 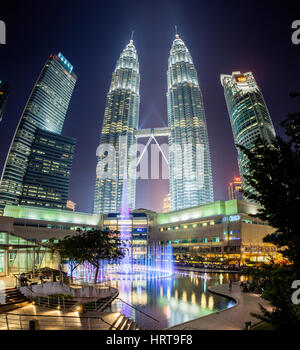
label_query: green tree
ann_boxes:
[80,229,125,284]
[56,232,87,280]
[237,93,300,329]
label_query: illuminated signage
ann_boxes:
[56,52,73,73]
[229,215,240,222]
[234,177,241,183]
[132,228,147,233]
[235,75,247,83]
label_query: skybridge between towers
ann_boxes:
[134,127,170,166]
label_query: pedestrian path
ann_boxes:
[167,282,272,330]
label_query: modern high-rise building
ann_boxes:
[0,53,77,215]
[220,72,276,193]
[94,40,140,214]
[19,129,76,209]
[167,34,213,211]
[163,193,170,213]
[66,200,76,211]
[228,176,243,200]
[0,78,9,123]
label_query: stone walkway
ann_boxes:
[168,282,272,330]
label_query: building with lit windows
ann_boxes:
[0,205,100,276]
[0,78,9,123]
[66,200,76,211]
[228,176,243,200]
[0,53,77,215]
[150,199,278,265]
[0,199,280,276]
[94,40,140,214]
[102,211,149,244]
[167,34,213,211]
[163,193,170,213]
[19,129,76,209]
[220,72,276,193]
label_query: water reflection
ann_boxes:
[110,272,238,329]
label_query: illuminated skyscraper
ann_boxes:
[0,78,9,123]
[228,176,243,200]
[167,34,213,211]
[220,72,276,193]
[0,53,77,214]
[163,193,170,213]
[19,129,76,209]
[94,40,140,214]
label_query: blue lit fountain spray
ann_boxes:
[119,169,132,275]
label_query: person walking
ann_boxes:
[229,279,232,291]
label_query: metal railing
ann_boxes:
[8,274,156,329]
[30,295,79,311]
[109,297,160,330]
[0,312,118,331]
[14,273,71,289]
[13,273,119,313]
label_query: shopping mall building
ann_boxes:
[0,199,278,276]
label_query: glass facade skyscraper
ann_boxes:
[0,53,77,215]
[19,129,76,209]
[0,78,9,123]
[220,71,276,192]
[167,35,213,211]
[94,40,140,214]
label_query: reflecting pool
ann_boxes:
[108,271,238,329]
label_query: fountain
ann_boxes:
[68,175,173,283]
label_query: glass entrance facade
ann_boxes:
[0,231,57,276]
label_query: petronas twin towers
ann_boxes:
[94,34,213,214]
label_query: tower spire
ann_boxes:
[130,30,134,42]
[175,25,179,38]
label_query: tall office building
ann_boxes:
[0,53,77,214]
[163,193,170,213]
[228,176,243,200]
[0,79,9,123]
[220,72,276,192]
[167,34,213,211]
[94,40,140,214]
[19,129,76,209]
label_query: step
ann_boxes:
[0,301,29,313]
[112,315,125,330]
[129,321,136,330]
[123,319,133,330]
[117,316,128,330]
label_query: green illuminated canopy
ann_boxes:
[4,205,101,226]
[156,200,244,225]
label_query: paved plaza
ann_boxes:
[168,282,271,330]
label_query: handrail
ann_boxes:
[0,311,119,330]
[114,297,159,323]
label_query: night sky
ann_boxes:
[0,0,299,213]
